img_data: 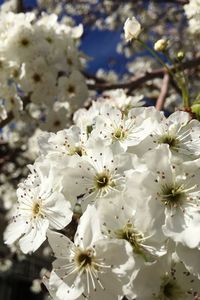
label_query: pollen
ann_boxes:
[32,201,43,217]
[95,171,114,189]
[68,146,84,157]
[76,249,94,269]
[113,127,127,141]
[160,183,184,209]
[115,223,144,254]
[158,134,179,149]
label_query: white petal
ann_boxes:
[19,218,49,253]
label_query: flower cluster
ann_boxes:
[184,0,200,36]
[4,89,200,299]
[0,11,88,131]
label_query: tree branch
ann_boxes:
[156,73,170,111]
[16,0,25,13]
[87,56,200,92]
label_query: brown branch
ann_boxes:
[87,56,200,92]
[0,111,14,128]
[156,73,170,111]
[16,0,25,13]
[162,0,189,4]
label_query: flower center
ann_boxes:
[32,202,43,217]
[75,249,94,270]
[86,125,93,135]
[95,172,111,189]
[160,184,184,209]
[32,73,42,83]
[46,36,53,43]
[69,146,84,157]
[158,134,179,149]
[68,85,76,95]
[159,276,183,300]
[113,128,127,141]
[19,38,30,47]
[115,223,144,254]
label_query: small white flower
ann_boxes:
[141,145,200,247]
[63,140,131,207]
[4,162,73,253]
[30,279,42,294]
[46,205,132,300]
[58,70,88,112]
[124,17,141,42]
[133,109,200,160]
[98,192,166,266]
[102,89,145,114]
[38,125,87,163]
[92,105,153,152]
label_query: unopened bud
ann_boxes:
[177,51,185,61]
[154,39,168,52]
[124,17,142,42]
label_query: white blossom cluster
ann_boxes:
[4,89,200,299]
[184,0,200,36]
[0,11,88,131]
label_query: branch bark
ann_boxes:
[16,0,24,13]
[156,73,170,111]
[87,56,200,92]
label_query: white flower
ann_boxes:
[102,89,145,114]
[133,110,200,160]
[30,279,42,294]
[123,17,141,42]
[91,105,153,152]
[46,205,133,300]
[0,259,13,272]
[184,0,200,35]
[58,70,88,112]
[63,140,131,207]
[20,56,57,105]
[0,11,86,125]
[128,253,200,300]
[39,106,68,132]
[4,162,73,253]
[141,145,200,247]
[97,191,167,266]
[39,126,87,158]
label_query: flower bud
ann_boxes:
[177,51,185,61]
[124,17,142,42]
[154,39,168,52]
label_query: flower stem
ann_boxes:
[137,39,190,108]
[137,39,173,76]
